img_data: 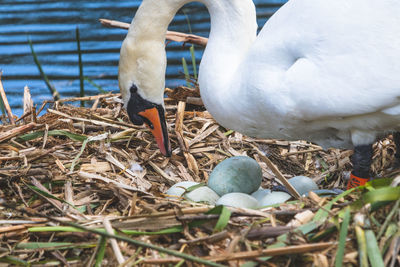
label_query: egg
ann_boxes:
[289,176,319,196]
[165,181,199,198]
[184,186,220,205]
[258,191,292,207]
[251,188,271,202]
[216,192,259,209]
[208,156,262,196]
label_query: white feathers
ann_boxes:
[119,0,400,149]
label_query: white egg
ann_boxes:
[258,191,292,207]
[216,192,259,209]
[184,186,220,205]
[289,176,319,196]
[251,188,271,202]
[166,181,199,198]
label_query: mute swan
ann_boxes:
[118,0,400,189]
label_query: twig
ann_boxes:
[56,93,119,103]
[140,242,335,264]
[0,122,38,143]
[0,72,15,125]
[0,202,225,267]
[284,148,323,156]
[253,145,301,199]
[23,86,34,123]
[103,218,125,264]
[99,18,208,47]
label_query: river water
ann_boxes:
[0,0,286,115]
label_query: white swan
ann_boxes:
[119,0,400,188]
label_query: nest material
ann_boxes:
[0,85,399,266]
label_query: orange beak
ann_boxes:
[138,107,171,156]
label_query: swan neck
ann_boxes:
[128,0,191,40]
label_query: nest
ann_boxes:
[0,85,399,266]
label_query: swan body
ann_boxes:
[119,0,400,184]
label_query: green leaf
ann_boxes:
[365,230,385,267]
[363,186,400,204]
[122,226,183,236]
[76,26,85,107]
[18,130,87,142]
[28,226,84,233]
[28,37,59,101]
[0,256,29,266]
[27,185,76,209]
[84,77,107,94]
[313,188,355,222]
[70,138,89,171]
[184,183,206,193]
[367,178,394,188]
[355,226,368,267]
[94,236,107,267]
[0,92,6,117]
[182,57,191,87]
[258,241,286,261]
[335,207,351,267]
[15,242,95,250]
[18,131,45,141]
[190,45,197,79]
[48,130,87,142]
[16,242,73,249]
[206,205,231,232]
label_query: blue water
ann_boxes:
[0,0,286,116]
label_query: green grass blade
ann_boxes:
[16,242,95,251]
[363,186,400,204]
[182,57,191,87]
[18,130,87,142]
[16,242,73,249]
[29,225,184,236]
[355,225,368,267]
[182,10,193,34]
[0,256,29,266]
[377,199,400,239]
[76,27,85,107]
[190,45,197,79]
[49,130,87,142]
[70,138,89,172]
[0,91,5,116]
[335,207,351,267]
[313,188,355,222]
[27,185,77,210]
[206,206,231,232]
[28,226,84,232]
[95,236,107,267]
[28,37,60,101]
[365,230,384,267]
[84,76,107,93]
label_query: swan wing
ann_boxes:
[245,0,400,121]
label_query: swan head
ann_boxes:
[119,35,171,156]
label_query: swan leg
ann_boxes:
[393,132,400,167]
[347,144,373,189]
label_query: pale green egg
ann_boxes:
[184,186,220,205]
[258,191,292,207]
[208,156,262,196]
[216,192,259,209]
[166,181,199,198]
[251,188,271,202]
[289,176,318,196]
